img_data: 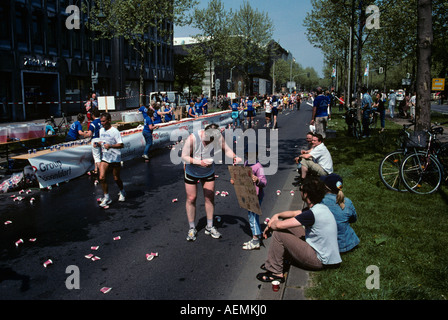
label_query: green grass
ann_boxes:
[305,109,448,300]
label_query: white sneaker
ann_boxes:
[186,228,197,241]
[205,226,222,239]
[118,190,126,202]
[242,239,260,250]
[99,197,112,207]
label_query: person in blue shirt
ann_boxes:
[87,109,102,139]
[201,94,208,114]
[320,173,359,253]
[159,102,173,122]
[245,96,255,128]
[187,101,196,118]
[230,99,240,128]
[87,109,102,176]
[361,86,373,138]
[66,113,88,141]
[152,104,163,124]
[138,104,148,118]
[142,109,156,160]
[194,97,203,116]
[310,87,330,139]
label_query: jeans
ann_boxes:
[362,112,370,137]
[248,211,261,237]
[380,109,385,128]
[142,131,153,156]
[389,104,395,118]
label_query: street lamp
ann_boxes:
[289,57,295,93]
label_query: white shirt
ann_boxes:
[309,143,333,174]
[99,126,123,163]
[264,100,272,113]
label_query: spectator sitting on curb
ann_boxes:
[256,177,341,283]
[295,133,333,184]
[320,173,360,253]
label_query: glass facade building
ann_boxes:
[0,0,174,122]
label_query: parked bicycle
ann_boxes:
[368,108,379,129]
[343,107,362,139]
[399,122,448,195]
[378,122,417,192]
[45,113,72,136]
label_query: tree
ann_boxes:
[191,0,231,98]
[85,0,196,105]
[174,47,207,98]
[415,0,433,131]
[227,1,274,95]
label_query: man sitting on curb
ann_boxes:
[294,133,333,184]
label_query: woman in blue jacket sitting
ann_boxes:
[320,173,360,253]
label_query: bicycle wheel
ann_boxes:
[400,152,443,194]
[379,150,407,192]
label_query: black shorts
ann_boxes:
[272,108,278,116]
[101,160,121,168]
[246,110,254,117]
[265,112,272,118]
[184,172,215,185]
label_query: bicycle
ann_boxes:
[378,122,417,192]
[368,108,379,129]
[343,107,362,139]
[45,113,72,136]
[399,122,448,195]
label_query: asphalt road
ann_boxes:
[0,103,312,302]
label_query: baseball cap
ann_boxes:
[320,173,343,193]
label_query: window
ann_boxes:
[31,11,44,52]
[15,5,28,51]
[0,5,11,48]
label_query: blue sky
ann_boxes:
[174,0,325,77]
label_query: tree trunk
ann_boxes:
[415,0,433,132]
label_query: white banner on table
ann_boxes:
[28,111,232,188]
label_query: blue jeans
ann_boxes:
[248,211,261,237]
[142,131,153,156]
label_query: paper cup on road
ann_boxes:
[43,259,53,268]
[272,280,280,292]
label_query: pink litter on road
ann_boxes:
[113,236,121,241]
[91,246,99,250]
[43,259,53,267]
[146,252,159,261]
[100,287,111,294]
[15,239,24,246]
[172,198,178,202]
